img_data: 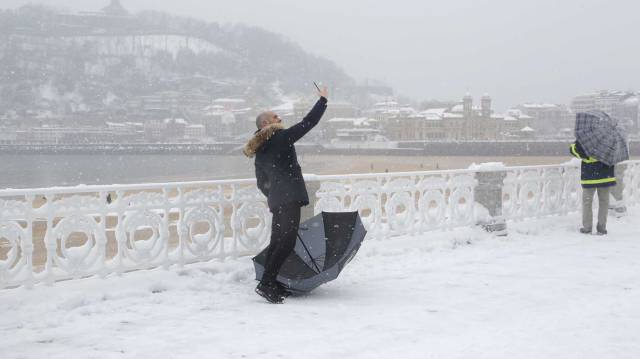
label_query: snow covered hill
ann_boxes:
[0,6,354,115]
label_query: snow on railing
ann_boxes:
[311,168,478,237]
[501,163,582,221]
[1,160,639,289]
[0,179,271,289]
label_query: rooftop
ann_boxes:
[521,103,559,109]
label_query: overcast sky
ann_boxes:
[4,0,639,109]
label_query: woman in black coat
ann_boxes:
[243,86,328,303]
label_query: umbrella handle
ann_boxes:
[297,233,322,273]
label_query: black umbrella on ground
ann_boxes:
[253,211,366,293]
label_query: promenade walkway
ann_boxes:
[2,210,639,359]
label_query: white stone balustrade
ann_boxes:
[1,161,639,289]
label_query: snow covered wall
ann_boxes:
[1,161,639,289]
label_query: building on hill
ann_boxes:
[419,93,499,141]
[203,102,254,141]
[324,102,359,120]
[497,109,533,139]
[126,90,212,122]
[373,103,417,140]
[212,98,247,111]
[386,94,537,141]
[517,103,573,135]
[101,0,129,17]
[164,118,187,140]
[519,126,536,139]
[370,100,401,122]
[619,96,640,133]
[185,124,206,140]
[55,0,133,34]
[382,113,446,141]
[437,93,497,140]
[572,90,627,114]
[571,90,639,134]
[323,117,379,141]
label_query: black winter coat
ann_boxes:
[569,141,616,188]
[243,97,327,210]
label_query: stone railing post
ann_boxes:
[610,163,628,217]
[473,167,508,236]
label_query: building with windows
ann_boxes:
[517,103,573,135]
[379,94,536,141]
[571,90,639,133]
[185,124,206,140]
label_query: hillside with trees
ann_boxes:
[0,4,356,120]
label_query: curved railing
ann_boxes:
[1,160,639,289]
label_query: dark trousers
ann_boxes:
[261,203,301,285]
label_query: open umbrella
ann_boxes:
[253,211,366,293]
[575,110,629,166]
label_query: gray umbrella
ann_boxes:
[575,110,629,166]
[253,211,366,293]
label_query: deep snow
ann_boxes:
[2,211,640,359]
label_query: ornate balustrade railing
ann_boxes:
[311,169,479,238]
[1,160,639,289]
[500,160,640,221]
[0,179,272,289]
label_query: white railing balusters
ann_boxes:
[113,189,122,276]
[24,194,35,288]
[1,160,639,289]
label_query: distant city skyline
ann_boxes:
[3,0,639,110]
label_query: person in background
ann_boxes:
[569,140,616,235]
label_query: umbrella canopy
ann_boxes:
[253,211,366,293]
[575,110,629,166]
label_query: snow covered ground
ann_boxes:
[2,211,640,359]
